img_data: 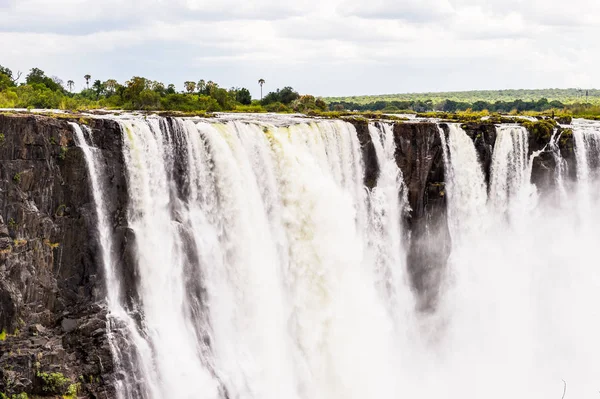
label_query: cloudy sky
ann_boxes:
[0,0,597,98]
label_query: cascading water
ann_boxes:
[71,122,161,399]
[489,126,530,211]
[73,116,600,399]
[438,122,600,399]
[573,122,600,220]
[75,116,413,399]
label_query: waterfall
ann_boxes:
[439,121,600,399]
[75,116,414,399]
[489,126,530,212]
[71,122,161,399]
[367,122,412,322]
[73,116,600,399]
[548,128,568,200]
[439,123,488,241]
[573,123,600,219]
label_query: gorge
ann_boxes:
[0,112,598,399]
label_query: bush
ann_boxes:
[265,102,290,112]
[36,371,71,395]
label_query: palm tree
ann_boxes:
[105,79,118,95]
[197,79,206,94]
[206,80,217,95]
[84,74,91,89]
[258,78,265,100]
[184,81,196,93]
[67,80,74,92]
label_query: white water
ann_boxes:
[71,122,161,399]
[74,117,600,399]
[87,117,411,399]
[437,123,600,399]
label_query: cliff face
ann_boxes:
[0,114,578,397]
[0,114,125,398]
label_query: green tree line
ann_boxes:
[326,88,600,106]
[328,97,600,117]
[0,65,327,113]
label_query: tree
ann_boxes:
[26,68,46,84]
[166,84,176,95]
[84,74,91,89]
[292,95,321,113]
[278,86,299,105]
[0,65,12,80]
[206,81,217,95]
[184,81,196,93]
[104,79,118,95]
[92,80,105,99]
[235,88,252,105]
[258,78,265,100]
[67,80,75,92]
[26,68,63,91]
[150,81,165,95]
[197,79,206,94]
[315,98,327,111]
[0,65,16,90]
[123,76,149,105]
[0,74,12,91]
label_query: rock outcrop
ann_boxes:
[0,114,124,398]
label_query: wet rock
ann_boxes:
[394,122,450,312]
[61,318,78,333]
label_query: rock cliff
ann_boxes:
[0,114,125,398]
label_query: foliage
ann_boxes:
[326,88,600,106]
[262,86,300,106]
[264,102,291,113]
[0,393,28,399]
[25,68,64,92]
[0,329,6,341]
[59,146,68,161]
[63,383,80,399]
[522,119,557,141]
[0,64,281,113]
[6,63,600,118]
[36,371,71,395]
[235,88,252,105]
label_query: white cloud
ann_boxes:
[0,0,599,97]
[339,0,454,21]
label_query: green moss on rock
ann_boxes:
[521,119,557,141]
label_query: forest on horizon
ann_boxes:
[2,64,600,118]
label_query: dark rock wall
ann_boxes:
[394,123,449,312]
[0,114,124,398]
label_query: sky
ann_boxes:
[0,0,598,98]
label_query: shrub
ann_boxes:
[36,371,71,395]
